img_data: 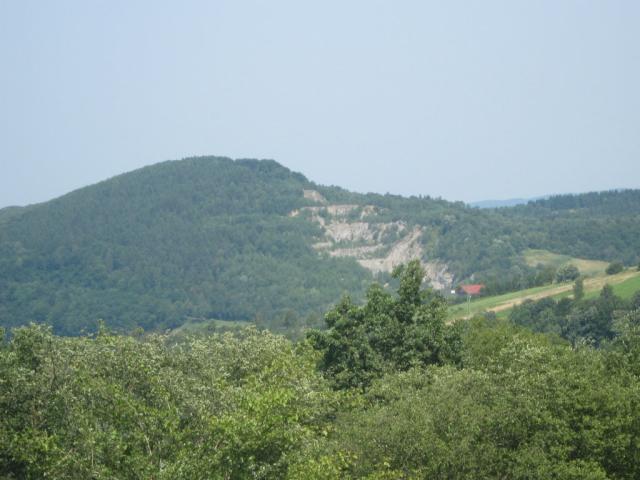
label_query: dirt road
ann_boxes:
[488,270,639,313]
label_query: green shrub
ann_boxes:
[556,264,580,282]
[606,261,624,275]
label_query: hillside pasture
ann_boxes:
[449,269,640,321]
[523,249,609,277]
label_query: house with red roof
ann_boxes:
[456,284,484,296]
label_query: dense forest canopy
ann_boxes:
[1,156,639,335]
[0,157,372,334]
[2,264,640,479]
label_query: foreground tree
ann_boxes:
[0,325,335,479]
[307,260,461,391]
[325,322,640,479]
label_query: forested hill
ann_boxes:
[495,190,640,263]
[1,156,639,335]
[0,157,373,334]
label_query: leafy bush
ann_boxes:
[556,264,580,282]
[606,261,624,275]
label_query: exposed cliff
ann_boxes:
[290,190,454,289]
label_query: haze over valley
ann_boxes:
[2,2,640,478]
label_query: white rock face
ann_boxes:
[289,203,380,231]
[312,241,334,250]
[422,261,455,291]
[358,227,423,273]
[290,196,454,290]
[325,204,358,216]
[325,222,375,243]
[329,245,384,258]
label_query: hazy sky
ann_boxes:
[1,1,639,207]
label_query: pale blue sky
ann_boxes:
[1,1,639,207]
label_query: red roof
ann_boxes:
[460,284,484,295]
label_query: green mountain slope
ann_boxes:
[0,157,372,334]
[1,156,639,334]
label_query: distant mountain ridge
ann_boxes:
[1,156,639,335]
[469,196,548,208]
[470,188,633,209]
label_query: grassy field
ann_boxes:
[585,272,640,299]
[448,268,640,321]
[448,283,564,320]
[523,249,609,277]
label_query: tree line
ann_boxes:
[2,261,640,478]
